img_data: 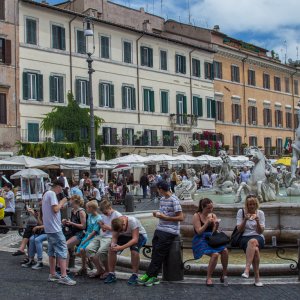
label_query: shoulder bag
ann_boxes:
[230,209,244,247]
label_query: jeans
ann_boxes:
[28,234,47,260]
[142,185,148,198]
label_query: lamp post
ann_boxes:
[83,17,98,187]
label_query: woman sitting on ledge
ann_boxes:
[237,194,265,287]
[192,198,228,287]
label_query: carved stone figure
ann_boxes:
[175,168,198,201]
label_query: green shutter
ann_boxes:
[101,36,109,58]
[109,84,114,108]
[28,123,39,142]
[211,99,216,118]
[140,46,145,66]
[26,19,36,45]
[192,96,197,115]
[161,91,168,113]
[124,42,131,63]
[23,72,29,100]
[77,30,85,54]
[176,94,180,114]
[144,89,148,111]
[37,74,43,101]
[61,27,66,50]
[52,25,57,48]
[122,86,126,109]
[148,48,153,67]
[58,76,64,103]
[151,130,157,146]
[183,96,187,114]
[49,76,55,102]
[207,99,211,117]
[75,79,81,103]
[182,56,186,74]
[99,83,104,107]
[131,87,136,110]
[199,98,203,117]
[150,90,154,112]
[85,80,90,105]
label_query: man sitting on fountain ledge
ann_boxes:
[137,181,184,287]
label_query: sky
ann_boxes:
[42,0,300,63]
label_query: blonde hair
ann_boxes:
[244,195,260,211]
[71,195,84,207]
[86,200,98,211]
[99,200,112,212]
[111,217,123,232]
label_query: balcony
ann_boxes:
[169,114,198,130]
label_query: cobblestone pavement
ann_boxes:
[1,250,300,300]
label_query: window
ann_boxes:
[162,130,174,146]
[160,50,167,70]
[49,75,64,103]
[141,46,153,67]
[275,109,283,127]
[0,38,11,64]
[176,94,187,124]
[248,106,257,125]
[213,61,222,79]
[263,108,272,126]
[274,76,281,91]
[143,130,157,146]
[276,138,283,155]
[204,62,213,80]
[285,77,290,93]
[207,98,216,118]
[122,128,134,145]
[54,129,64,142]
[75,79,89,105]
[122,85,136,110]
[192,96,202,117]
[216,101,224,121]
[264,137,272,156]
[25,18,37,45]
[123,41,132,63]
[23,72,43,101]
[294,80,299,95]
[143,88,154,112]
[263,73,270,89]
[231,65,240,82]
[52,24,65,50]
[0,93,7,124]
[249,136,257,147]
[100,35,110,59]
[28,123,39,142]
[248,69,256,86]
[286,111,292,128]
[103,127,117,145]
[176,54,186,74]
[0,0,4,20]
[192,58,200,77]
[76,30,86,54]
[295,111,299,129]
[233,136,242,155]
[99,82,114,108]
[232,104,241,123]
[160,91,168,113]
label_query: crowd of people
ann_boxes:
[0,167,266,288]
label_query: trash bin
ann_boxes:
[162,236,184,281]
[124,193,134,212]
[13,202,24,227]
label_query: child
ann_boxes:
[86,199,122,279]
[104,215,147,285]
[75,200,102,276]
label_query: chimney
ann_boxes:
[143,20,151,32]
[213,25,220,32]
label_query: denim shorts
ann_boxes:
[117,234,147,253]
[239,235,265,252]
[47,231,68,259]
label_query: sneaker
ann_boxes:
[127,274,138,285]
[21,260,36,268]
[58,275,77,286]
[48,273,61,282]
[137,274,149,285]
[104,273,117,284]
[144,277,160,287]
[254,281,264,287]
[31,262,43,270]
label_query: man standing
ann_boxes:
[42,180,76,285]
[140,173,149,199]
[240,166,251,183]
[137,181,184,286]
[2,183,15,232]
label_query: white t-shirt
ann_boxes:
[4,190,15,213]
[42,190,62,233]
[100,210,122,238]
[201,174,212,188]
[90,187,101,201]
[120,216,147,237]
[236,209,265,238]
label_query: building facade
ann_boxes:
[0,0,20,156]
[18,0,217,158]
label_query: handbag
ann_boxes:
[206,231,230,248]
[230,209,245,247]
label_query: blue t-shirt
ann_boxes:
[86,214,102,235]
[157,194,182,235]
[70,186,83,197]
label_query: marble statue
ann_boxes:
[175,168,198,201]
[235,146,277,203]
[213,150,237,194]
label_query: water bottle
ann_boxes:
[272,236,277,247]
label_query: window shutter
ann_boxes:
[151,130,157,146]
[140,46,145,66]
[183,95,187,114]
[263,108,267,126]
[122,128,127,145]
[77,30,85,54]
[205,62,208,79]
[99,83,104,107]
[4,39,11,65]
[110,128,117,145]
[144,89,148,111]
[142,130,148,145]
[199,98,203,117]
[219,62,223,79]
[238,104,242,123]
[175,54,179,73]
[27,19,37,45]
[148,48,153,67]
[85,81,90,105]
[182,56,186,74]
[211,100,216,118]
[109,84,114,108]
[220,102,224,121]
[58,76,64,103]
[37,74,43,101]
[28,123,39,142]
[49,76,55,102]
[254,107,257,123]
[0,94,7,124]
[176,94,180,115]
[192,97,197,115]
[131,87,136,110]
[124,42,131,63]
[103,127,108,144]
[232,104,235,122]
[150,90,154,112]
[75,79,81,103]
[170,131,174,146]
[52,25,58,48]
[23,72,29,100]
[248,106,252,124]
[231,65,234,81]
[122,86,126,109]
[61,27,66,50]
[269,109,272,126]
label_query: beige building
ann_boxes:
[18,0,216,158]
[0,0,20,156]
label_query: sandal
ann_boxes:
[75,268,87,276]
[12,250,25,256]
[20,257,29,264]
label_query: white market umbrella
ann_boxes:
[169,154,199,165]
[199,155,222,166]
[10,168,49,179]
[229,155,250,167]
[143,154,176,164]
[6,155,44,168]
[111,163,147,173]
[106,154,146,165]
[0,160,25,170]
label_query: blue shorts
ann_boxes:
[47,231,68,259]
[117,234,147,252]
[239,235,265,252]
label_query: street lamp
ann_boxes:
[83,17,98,187]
